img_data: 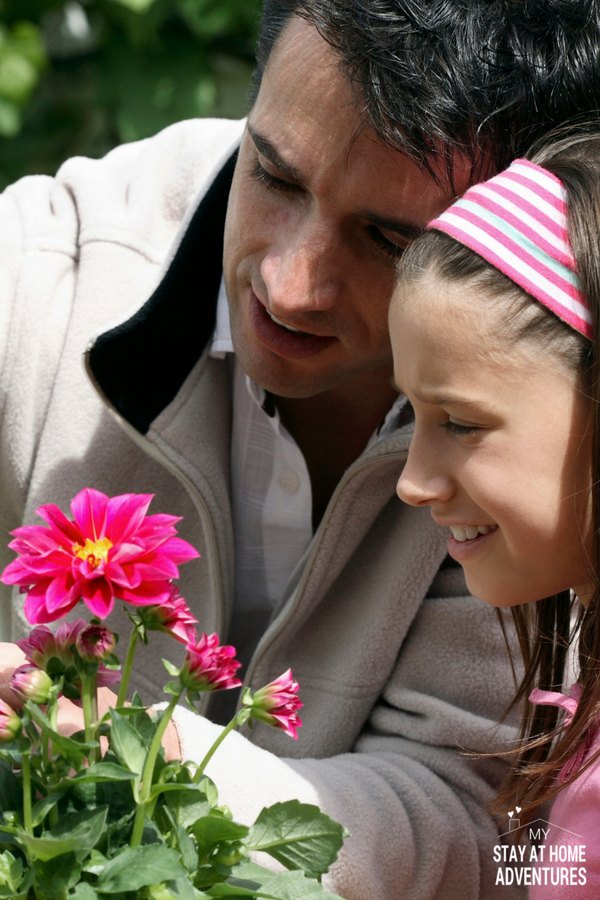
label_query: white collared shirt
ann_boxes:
[211,281,404,665]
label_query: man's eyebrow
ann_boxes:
[248,125,428,243]
[363,212,424,243]
[247,125,304,183]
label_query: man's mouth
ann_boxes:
[265,309,308,335]
[249,294,336,360]
[448,524,497,542]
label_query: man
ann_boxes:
[1,1,599,896]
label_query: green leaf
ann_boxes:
[31,853,81,896]
[246,802,347,880]
[70,761,137,784]
[148,876,207,898]
[82,848,108,876]
[108,708,147,777]
[31,792,64,828]
[162,658,181,677]
[70,884,100,899]
[95,844,187,893]
[27,704,96,764]
[172,821,198,873]
[162,784,213,829]
[192,814,249,857]
[206,861,344,898]
[0,848,27,897]
[19,806,108,862]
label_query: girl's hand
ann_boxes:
[0,642,26,706]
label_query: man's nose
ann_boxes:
[261,219,340,316]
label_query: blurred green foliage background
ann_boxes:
[0,0,261,188]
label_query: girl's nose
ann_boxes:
[396,443,455,508]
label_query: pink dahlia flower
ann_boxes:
[180,633,242,693]
[1,488,199,623]
[136,589,198,645]
[0,699,21,743]
[17,621,119,692]
[18,620,89,670]
[246,669,303,739]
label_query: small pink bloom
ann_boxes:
[18,621,89,669]
[0,699,21,742]
[180,633,242,692]
[136,589,198,644]
[1,488,199,623]
[10,665,53,704]
[76,624,116,662]
[17,620,119,696]
[246,669,303,739]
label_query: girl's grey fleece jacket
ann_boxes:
[0,118,525,899]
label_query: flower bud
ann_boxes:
[10,664,53,705]
[180,633,242,693]
[244,669,303,739]
[76,624,116,662]
[0,699,21,742]
[137,590,198,645]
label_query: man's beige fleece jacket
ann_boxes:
[0,117,524,899]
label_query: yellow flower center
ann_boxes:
[72,536,113,568]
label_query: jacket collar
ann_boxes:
[87,150,238,435]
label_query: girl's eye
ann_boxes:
[251,160,300,195]
[367,225,406,261]
[440,420,481,437]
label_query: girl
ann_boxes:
[389,132,600,897]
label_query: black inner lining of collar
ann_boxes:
[88,149,238,435]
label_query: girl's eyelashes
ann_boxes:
[439,419,482,437]
[251,159,301,195]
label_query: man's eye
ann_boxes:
[367,225,406,261]
[251,160,300,195]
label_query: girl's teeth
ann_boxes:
[267,310,304,333]
[449,525,495,542]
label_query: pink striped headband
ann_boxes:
[428,159,592,339]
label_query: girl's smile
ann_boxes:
[389,275,594,607]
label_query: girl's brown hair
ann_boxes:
[397,129,600,826]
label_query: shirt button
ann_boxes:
[278,469,300,494]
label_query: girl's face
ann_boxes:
[390,274,594,607]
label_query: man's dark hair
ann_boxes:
[251,0,600,182]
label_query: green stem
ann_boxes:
[47,700,59,828]
[130,691,182,848]
[21,754,33,835]
[117,626,139,708]
[81,670,99,763]
[193,714,242,783]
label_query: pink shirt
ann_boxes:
[529,686,600,899]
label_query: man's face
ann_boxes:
[223,16,469,400]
